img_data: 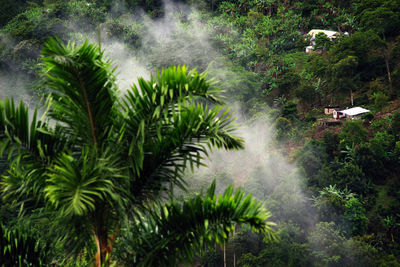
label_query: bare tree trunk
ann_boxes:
[350,89,353,106]
[385,55,393,95]
[233,227,236,267]
[223,242,226,267]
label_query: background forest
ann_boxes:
[1,0,400,266]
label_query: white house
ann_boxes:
[333,107,370,119]
[305,29,346,53]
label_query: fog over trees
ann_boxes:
[1,0,400,266]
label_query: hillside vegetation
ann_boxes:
[1,0,400,266]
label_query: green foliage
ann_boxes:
[371,117,392,133]
[2,8,66,42]
[312,185,355,223]
[0,0,27,27]
[274,117,291,140]
[294,84,317,108]
[308,222,346,266]
[314,32,331,50]
[323,132,340,160]
[238,222,311,267]
[337,163,367,195]
[2,0,400,264]
[354,143,385,181]
[295,140,327,182]
[0,39,275,266]
[339,120,368,147]
[344,198,368,236]
[371,91,389,112]
[391,111,400,138]
[332,56,359,78]
[208,64,263,106]
[361,112,374,122]
[356,0,400,38]
[281,101,298,120]
[114,181,276,266]
[330,31,385,82]
[369,131,395,161]
[0,222,49,266]
[276,72,300,96]
[308,221,378,266]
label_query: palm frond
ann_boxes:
[128,102,244,202]
[120,66,223,174]
[45,148,124,218]
[120,66,243,203]
[0,98,66,207]
[42,38,118,147]
[117,181,276,266]
[0,98,65,161]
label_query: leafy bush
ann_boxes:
[322,132,340,159]
[274,117,291,140]
[361,112,374,122]
[355,143,386,182]
[372,91,389,112]
[371,117,392,133]
[295,140,327,181]
[2,8,66,42]
[281,101,298,120]
[336,163,367,195]
[339,120,368,148]
[344,198,368,236]
[391,112,400,138]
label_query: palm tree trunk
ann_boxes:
[94,228,112,267]
[94,228,108,267]
[93,210,113,267]
[94,232,101,267]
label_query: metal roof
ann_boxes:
[307,29,339,39]
[340,107,370,116]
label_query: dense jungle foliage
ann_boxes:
[1,0,400,266]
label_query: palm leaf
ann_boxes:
[0,98,66,207]
[45,148,124,218]
[117,181,276,266]
[121,66,244,203]
[41,38,118,148]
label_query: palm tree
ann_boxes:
[0,38,275,266]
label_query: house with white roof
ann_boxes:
[333,107,371,119]
[305,29,347,53]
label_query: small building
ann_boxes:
[305,29,345,53]
[333,107,370,119]
[324,106,340,115]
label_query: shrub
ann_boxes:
[361,112,374,122]
[281,101,298,120]
[344,198,368,236]
[339,120,368,148]
[391,112,400,138]
[274,117,291,140]
[372,91,389,112]
[304,114,317,123]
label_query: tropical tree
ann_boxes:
[0,38,275,266]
